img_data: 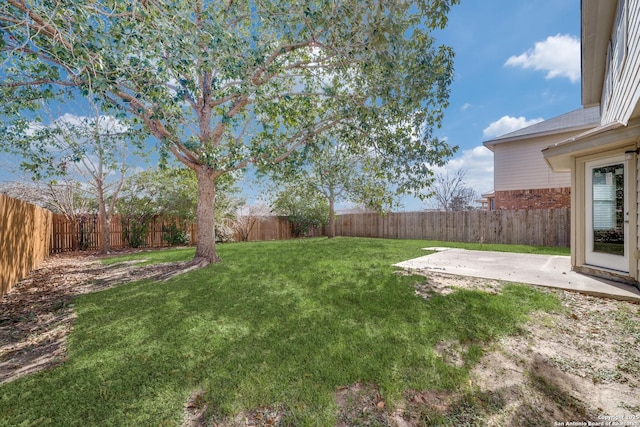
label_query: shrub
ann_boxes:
[162,223,190,246]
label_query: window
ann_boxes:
[612,0,628,76]
[602,0,628,109]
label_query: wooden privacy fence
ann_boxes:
[51,214,198,253]
[50,214,295,253]
[239,217,295,242]
[2,201,569,297]
[0,194,52,297]
[49,209,570,254]
[311,209,571,247]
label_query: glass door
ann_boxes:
[585,156,629,272]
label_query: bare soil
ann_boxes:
[2,252,639,426]
[0,251,184,384]
[406,272,640,426]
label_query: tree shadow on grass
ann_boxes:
[0,244,560,426]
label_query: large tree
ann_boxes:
[1,0,458,266]
[117,166,240,244]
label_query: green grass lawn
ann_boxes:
[0,238,561,426]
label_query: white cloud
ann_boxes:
[482,115,543,138]
[55,113,129,134]
[433,145,495,195]
[505,34,580,83]
[399,145,495,211]
[461,103,471,111]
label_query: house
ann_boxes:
[543,0,640,284]
[483,107,599,210]
[477,191,495,210]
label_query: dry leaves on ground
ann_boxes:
[0,251,185,384]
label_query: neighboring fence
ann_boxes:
[311,209,570,247]
[48,209,570,254]
[49,214,296,253]
[238,217,295,242]
[0,194,53,297]
[50,214,199,253]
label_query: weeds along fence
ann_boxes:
[310,209,571,247]
[0,194,52,297]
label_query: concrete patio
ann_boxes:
[394,247,640,302]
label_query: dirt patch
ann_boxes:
[183,389,209,427]
[336,383,388,426]
[0,251,186,384]
[411,272,640,425]
[203,404,288,427]
[411,271,503,298]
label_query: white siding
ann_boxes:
[493,134,572,191]
[637,152,639,281]
[602,0,640,124]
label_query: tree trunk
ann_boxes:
[328,196,336,239]
[97,185,110,255]
[194,166,221,265]
[70,217,79,252]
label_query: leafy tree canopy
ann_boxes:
[265,133,401,238]
[118,166,240,226]
[270,182,330,237]
[1,0,459,264]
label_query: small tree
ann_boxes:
[267,136,402,238]
[44,180,97,250]
[271,184,329,237]
[449,188,478,211]
[116,175,156,248]
[3,100,144,253]
[233,204,272,242]
[427,168,478,212]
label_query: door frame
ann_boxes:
[575,148,637,278]
[584,155,629,272]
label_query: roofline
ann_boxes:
[581,0,616,106]
[483,123,598,151]
[542,120,635,171]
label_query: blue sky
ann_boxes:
[2,1,583,212]
[403,0,582,211]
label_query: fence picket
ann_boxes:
[328,209,570,247]
[47,209,570,254]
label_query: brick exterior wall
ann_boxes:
[494,187,571,210]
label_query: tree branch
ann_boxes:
[5,0,74,51]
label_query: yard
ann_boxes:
[0,238,638,426]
